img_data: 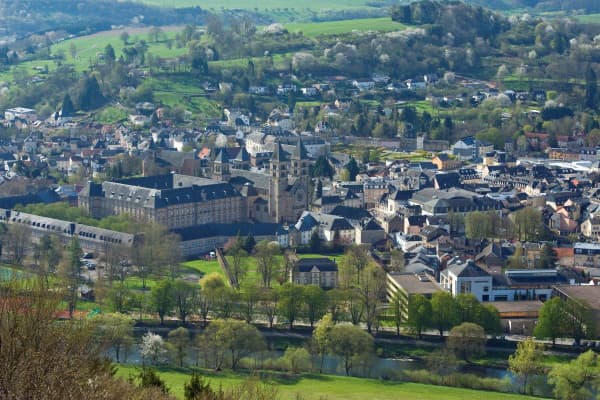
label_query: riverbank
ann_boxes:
[115,365,546,400]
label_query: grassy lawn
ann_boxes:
[181,259,225,280]
[142,75,222,117]
[51,28,186,73]
[123,276,160,290]
[116,365,542,400]
[577,14,600,23]
[285,18,406,37]
[0,28,186,85]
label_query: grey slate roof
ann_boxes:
[295,258,338,272]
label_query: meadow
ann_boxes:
[577,13,600,23]
[285,18,406,37]
[116,365,543,400]
[135,0,373,10]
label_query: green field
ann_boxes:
[285,18,406,37]
[0,27,187,85]
[136,0,372,10]
[116,365,542,400]
[51,28,187,72]
[181,259,225,280]
[577,14,600,23]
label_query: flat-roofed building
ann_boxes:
[487,300,543,335]
[387,272,443,320]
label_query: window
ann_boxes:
[483,286,489,292]
[459,281,471,294]
[482,295,489,301]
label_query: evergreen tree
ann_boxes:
[61,93,75,117]
[585,65,597,110]
[184,373,214,400]
[539,243,557,269]
[77,75,106,111]
[345,158,359,181]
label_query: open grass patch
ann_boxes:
[181,259,225,280]
[115,364,543,400]
[285,18,406,37]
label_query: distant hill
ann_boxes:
[0,0,208,38]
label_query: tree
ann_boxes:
[213,286,237,319]
[225,235,247,288]
[388,290,405,336]
[91,312,135,363]
[425,349,458,384]
[339,245,370,287]
[512,207,544,241]
[430,291,460,338]
[357,264,386,334]
[3,223,30,265]
[303,284,327,328]
[308,231,322,253]
[508,338,544,395]
[563,298,595,346]
[538,243,557,269]
[172,280,199,325]
[199,273,225,325]
[549,350,600,400]
[345,158,359,181]
[389,249,404,272]
[140,332,167,365]
[106,282,131,313]
[585,65,598,110]
[184,373,214,400]
[310,156,334,179]
[151,280,174,325]
[120,31,130,45]
[278,282,305,329]
[281,347,311,374]
[76,74,106,111]
[59,236,83,318]
[136,367,170,394]
[238,281,260,323]
[0,280,171,399]
[201,319,265,370]
[447,322,486,362]
[312,313,334,373]
[104,44,116,63]
[61,93,75,116]
[534,297,565,346]
[329,324,374,376]
[37,234,62,284]
[167,327,191,367]
[254,240,281,288]
[406,294,431,339]
[260,289,278,328]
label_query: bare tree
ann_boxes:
[254,240,281,288]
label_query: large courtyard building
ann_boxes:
[79,174,246,229]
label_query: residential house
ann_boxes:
[355,218,385,245]
[581,217,600,240]
[432,154,461,171]
[290,258,338,288]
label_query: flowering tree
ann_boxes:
[140,332,167,365]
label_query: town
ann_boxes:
[3,0,600,399]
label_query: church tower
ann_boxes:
[212,148,230,182]
[269,143,288,222]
